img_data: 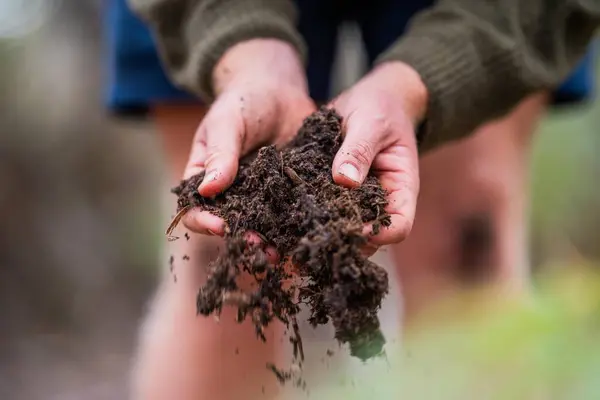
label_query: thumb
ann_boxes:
[197,112,243,198]
[332,118,381,188]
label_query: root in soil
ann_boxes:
[169,107,390,379]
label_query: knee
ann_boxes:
[130,285,177,400]
[130,282,205,400]
[455,213,497,284]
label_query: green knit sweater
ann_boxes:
[129,0,600,152]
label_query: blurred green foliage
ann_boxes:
[315,266,600,399]
[530,57,600,261]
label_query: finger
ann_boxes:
[365,147,419,246]
[182,208,226,236]
[361,243,379,258]
[244,231,280,264]
[264,247,280,265]
[197,104,244,198]
[363,213,412,246]
[183,131,208,180]
[331,112,385,188]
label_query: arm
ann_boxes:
[376,0,600,151]
[128,0,306,102]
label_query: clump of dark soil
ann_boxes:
[170,107,390,370]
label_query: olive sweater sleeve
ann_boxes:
[376,0,600,151]
[127,0,306,103]
[129,0,600,152]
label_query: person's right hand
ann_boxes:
[181,39,316,236]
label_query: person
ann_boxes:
[105,0,600,398]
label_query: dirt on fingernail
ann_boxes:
[169,107,391,384]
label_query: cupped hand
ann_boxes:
[329,61,428,254]
[181,39,316,236]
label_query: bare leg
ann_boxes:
[130,94,548,396]
[131,104,282,400]
[392,93,549,323]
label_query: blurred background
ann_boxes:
[1,1,159,398]
[0,0,599,399]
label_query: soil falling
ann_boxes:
[170,107,390,371]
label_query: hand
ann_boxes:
[329,61,428,254]
[181,39,316,236]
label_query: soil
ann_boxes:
[170,108,390,378]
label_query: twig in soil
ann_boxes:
[284,166,309,187]
[166,205,191,241]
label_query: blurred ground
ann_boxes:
[0,1,598,399]
[1,1,159,398]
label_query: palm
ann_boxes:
[369,141,419,246]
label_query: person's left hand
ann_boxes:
[329,61,428,255]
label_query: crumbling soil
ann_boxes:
[170,107,390,375]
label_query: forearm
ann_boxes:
[377,0,600,152]
[128,0,306,102]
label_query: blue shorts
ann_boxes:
[104,0,596,115]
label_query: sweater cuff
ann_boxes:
[180,7,307,103]
[375,31,531,153]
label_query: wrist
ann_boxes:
[370,61,428,125]
[212,39,308,95]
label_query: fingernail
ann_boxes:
[339,163,361,183]
[201,170,218,186]
[206,229,217,236]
